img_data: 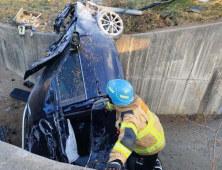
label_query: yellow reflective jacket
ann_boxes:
[108,95,165,164]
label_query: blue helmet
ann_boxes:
[106,79,134,106]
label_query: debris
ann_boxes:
[188,115,196,121]
[18,25,26,35]
[13,8,42,28]
[13,8,43,35]
[10,88,30,102]
[11,79,15,81]
[139,0,175,11]
[187,6,204,13]
[4,107,10,112]
[30,27,37,37]
[0,126,6,142]
[23,80,34,88]
[86,1,143,15]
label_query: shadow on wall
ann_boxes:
[115,24,222,115]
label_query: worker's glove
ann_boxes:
[107,160,123,170]
[106,101,115,111]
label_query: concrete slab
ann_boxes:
[0,141,90,170]
[159,115,222,170]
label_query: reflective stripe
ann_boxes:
[120,122,138,136]
[137,111,154,139]
[108,86,115,93]
[134,107,165,154]
[113,141,132,158]
[120,95,129,99]
[150,127,161,141]
[135,124,165,154]
[134,137,164,154]
[120,122,127,130]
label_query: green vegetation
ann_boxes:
[0,0,77,32]
[120,0,222,33]
[0,0,222,33]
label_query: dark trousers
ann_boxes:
[127,152,158,170]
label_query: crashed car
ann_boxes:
[22,1,162,169]
[22,2,123,169]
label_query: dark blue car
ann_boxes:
[22,2,123,169]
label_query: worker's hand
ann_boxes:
[106,101,115,111]
[106,160,122,170]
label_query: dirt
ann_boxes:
[0,0,74,32]
[1,0,222,34]
[0,67,31,147]
[159,115,222,170]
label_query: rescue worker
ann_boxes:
[106,79,165,170]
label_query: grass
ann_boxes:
[0,0,77,31]
[120,0,222,33]
[0,0,222,33]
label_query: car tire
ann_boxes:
[96,10,124,40]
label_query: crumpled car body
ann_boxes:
[22,2,123,169]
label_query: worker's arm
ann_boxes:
[108,111,139,165]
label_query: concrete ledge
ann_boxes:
[0,141,90,170]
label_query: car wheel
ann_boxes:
[97,10,123,40]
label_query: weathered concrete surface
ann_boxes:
[0,141,90,170]
[0,23,58,82]
[1,22,222,114]
[116,22,222,115]
[159,115,222,170]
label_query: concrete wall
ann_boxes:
[0,22,222,114]
[0,24,58,82]
[0,141,90,170]
[116,22,222,115]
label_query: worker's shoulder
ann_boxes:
[121,110,134,120]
